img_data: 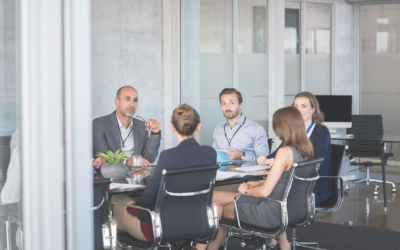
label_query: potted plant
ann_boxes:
[96,150,130,179]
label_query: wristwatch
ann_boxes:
[151,130,161,136]
[240,152,246,160]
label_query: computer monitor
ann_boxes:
[315,95,352,128]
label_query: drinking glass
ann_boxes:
[131,154,143,168]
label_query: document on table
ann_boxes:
[234,165,271,172]
[216,171,260,181]
[216,150,234,163]
[110,183,145,190]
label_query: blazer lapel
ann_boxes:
[109,111,121,150]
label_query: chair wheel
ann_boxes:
[240,242,246,247]
[392,188,396,193]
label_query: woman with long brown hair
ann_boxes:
[259,92,332,206]
[196,107,313,250]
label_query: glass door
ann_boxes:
[180,0,269,146]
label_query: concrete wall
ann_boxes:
[91,0,164,152]
[0,0,17,136]
[333,0,356,179]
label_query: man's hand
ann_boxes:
[238,182,249,194]
[126,158,151,167]
[145,119,160,136]
[93,157,106,169]
[227,148,245,160]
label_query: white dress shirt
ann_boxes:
[116,115,135,157]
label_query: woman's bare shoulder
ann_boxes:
[276,146,293,156]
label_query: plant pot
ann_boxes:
[100,162,129,179]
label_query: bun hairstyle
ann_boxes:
[273,107,314,159]
[171,104,201,137]
[291,92,324,124]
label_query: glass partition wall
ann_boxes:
[360,3,400,161]
[284,1,332,106]
[181,0,269,146]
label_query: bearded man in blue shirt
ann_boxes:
[212,88,269,163]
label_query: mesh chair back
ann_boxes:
[287,158,323,226]
[318,145,346,208]
[155,164,219,244]
[347,115,383,155]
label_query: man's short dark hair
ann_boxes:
[116,86,136,99]
[219,88,243,104]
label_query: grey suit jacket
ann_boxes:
[92,111,161,163]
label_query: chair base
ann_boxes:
[344,166,396,195]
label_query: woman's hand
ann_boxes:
[257,155,268,165]
[257,155,275,166]
[238,182,249,194]
[264,158,275,166]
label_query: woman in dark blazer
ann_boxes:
[110,104,216,242]
[260,92,332,205]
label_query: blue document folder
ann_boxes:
[216,150,233,163]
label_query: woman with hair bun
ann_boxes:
[110,104,216,242]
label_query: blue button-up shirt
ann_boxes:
[212,114,269,163]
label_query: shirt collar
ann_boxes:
[116,114,133,130]
[224,113,246,127]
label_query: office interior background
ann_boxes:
[0,0,399,249]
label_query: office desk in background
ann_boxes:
[335,134,400,211]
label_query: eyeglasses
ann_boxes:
[136,116,146,123]
[136,116,149,131]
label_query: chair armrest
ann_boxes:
[316,176,344,213]
[109,202,161,249]
[91,197,105,211]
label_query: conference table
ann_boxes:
[95,160,268,194]
[334,134,400,211]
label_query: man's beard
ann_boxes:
[223,108,240,119]
[120,107,135,118]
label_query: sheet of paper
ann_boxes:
[216,171,243,181]
[234,165,271,172]
[216,150,234,163]
[110,183,145,190]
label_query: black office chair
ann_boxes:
[293,144,346,249]
[104,164,220,250]
[219,158,323,250]
[93,178,111,250]
[345,115,396,195]
[268,138,274,155]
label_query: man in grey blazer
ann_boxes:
[92,86,161,168]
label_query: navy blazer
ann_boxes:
[268,123,332,205]
[135,138,217,222]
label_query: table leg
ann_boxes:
[381,143,387,211]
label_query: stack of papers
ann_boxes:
[110,183,145,190]
[234,165,271,172]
